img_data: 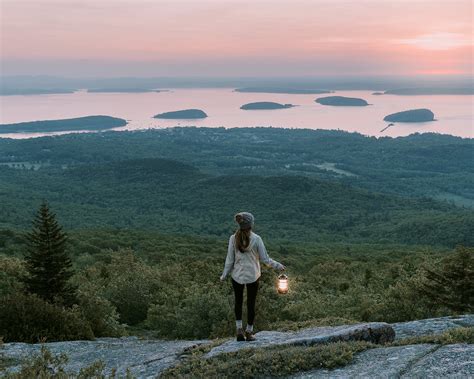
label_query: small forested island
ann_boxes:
[87,88,163,93]
[154,109,208,119]
[0,115,127,134]
[383,87,474,95]
[235,87,332,94]
[383,108,435,123]
[315,96,369,106]
[0,88,76,96]
[240,102,295,110]
[372,92,384,95]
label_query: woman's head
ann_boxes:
[235,212,254,230]
[234,212,254,252]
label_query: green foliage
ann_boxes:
[2,226,457,341]
[1,346,123,379]
[79,250,160,326]
[368,274,437,322]
[161,341,372,378]
[0,128,472,247]
[23,202,75,305]
[147,283,232,339]
[74,281,126,338]
[0,292,94,343]
[268,317,358,332]
[0,256,26,297]
[394,327,474,346]
[2,346,69,378]
[419,246,474,312]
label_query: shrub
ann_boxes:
[2,346,119,379]
[394,327,474,346]
[367,273,438,322]
[0,292,94,343]
[419,245,474,313]
[75,283,126,338]
[161,341,372,378]
[0,256,26,297]
[100,250,160,325]
[147,283,232,339]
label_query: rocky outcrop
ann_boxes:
[1,315,472,377]
[205,322,394,358]
[293,344,474,378]
[293,314,474,378]
[405,344,474,377]
[0,337,207,378]
[392,314,474,340]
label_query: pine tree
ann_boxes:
[23,201,75,305]
[419,246,474,313]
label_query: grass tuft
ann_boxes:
[161,341,374,378]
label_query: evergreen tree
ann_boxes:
[23,201,75,305]
[419,246,474,313]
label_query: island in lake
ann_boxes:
[0,116,127,134]
[0,88,76,96]
[372,92,384,96]
[383,109,435,123]
[383,88,474,95]
[235,87,332,94]
[87,88,163,93]
[240,102,295,110]
[315,96,369,106]
[154,109,208,119]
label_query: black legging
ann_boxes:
[232,278,259,325]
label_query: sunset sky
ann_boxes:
[0,0,472,77]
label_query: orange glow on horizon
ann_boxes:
[0,0,472,77]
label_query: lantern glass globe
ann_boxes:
[277,274,289,294]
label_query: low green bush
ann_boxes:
[394,327,474,346]
[91,250,160,326]
[161,341,373,378]
[1,346,125,379]
[0,292,94,343]
[0,256,26,297]
[75,283,126,338]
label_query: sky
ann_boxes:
[0,0,472,77]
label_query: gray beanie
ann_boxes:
[235,212,254,230]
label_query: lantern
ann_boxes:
[277,274,289,294]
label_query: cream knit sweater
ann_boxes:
[221,232,284,284]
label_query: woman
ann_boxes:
[220,212,285,341]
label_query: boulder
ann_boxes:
[205,322,394,358]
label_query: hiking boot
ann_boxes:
[245,331,256,341]
[236,328,245,341]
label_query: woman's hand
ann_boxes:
[220,274,226,282]
[280,264,286,271]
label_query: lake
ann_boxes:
[0,89,472,138]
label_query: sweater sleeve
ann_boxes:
[221,235,235,278]
[257,236,284,270]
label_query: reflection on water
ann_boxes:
[0,89,472,139]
